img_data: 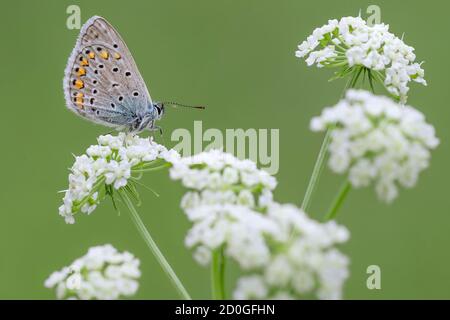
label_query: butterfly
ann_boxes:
[63,16,204,134]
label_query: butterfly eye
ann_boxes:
[155,105,161,115]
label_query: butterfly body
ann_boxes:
[63,16,165,133]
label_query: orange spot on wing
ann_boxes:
[80,58,89,66]
[100,51,109,59]
[88,52,95,59]
[75,92,84,109]
[113,52,121,59]
[77,67,86,76]
[74,79,84,89]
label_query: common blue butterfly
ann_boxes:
[63,16,204,134]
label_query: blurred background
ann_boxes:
[0,0,448,299]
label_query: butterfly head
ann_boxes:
[152,102,165,120]
[138,101,205,133]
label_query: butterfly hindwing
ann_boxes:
[63,16,152,129]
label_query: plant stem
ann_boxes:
[211,247,225,299]
[132,163,171,173]
[301,67,365,213]
[323,181,351,221]
[301,129,332,212]
[120,191,191,300]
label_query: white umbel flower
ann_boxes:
[184,204,279,269]
[45,244,141,300]
[168,150,278,269]
[233,203,350,300]
[169,150,350,298]
[296,16,426,103]
[311,89,439,202]
[168,149,277,196]
[59,133,175,224]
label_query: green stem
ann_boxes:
[120,191,191,300]
[323,181,351,221]
[132,163,171,173]
[211,247,225,299]
[346,66,362,89]
[74,176,106,212]
[301,66,367,213]
[301,129,332,212]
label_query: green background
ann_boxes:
[0,0,448,299]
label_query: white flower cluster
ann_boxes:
[45,244,141,300]
[184,204,279,269]
[169,149,277,197]
[295,16,426,103]
[311,89,439,202]
[168,150,277,269]
[59,133,173,224]
[169,150,350,299]
[234,203,350,300]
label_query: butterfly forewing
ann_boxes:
[63,16,152,130]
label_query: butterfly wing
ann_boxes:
[63,16,152,130]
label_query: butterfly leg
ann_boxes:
[147,125,164,144]
[149,125,163,137]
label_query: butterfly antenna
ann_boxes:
[162,101,206,110]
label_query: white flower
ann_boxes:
[170,150,350,299]
[237,190,255,207]
[193,246,212,266]
[233,203,350,300]
[45,244,141,300]
[296,16,426,103]
[169,150,279,269]
[233,276,268,300]
[311,89,438,202]
[98,134,123,150]
[59,133,177,223]
[86,145,112,158]
[105,160,131,189]
[184,204,278,269]
[168,149,276,209]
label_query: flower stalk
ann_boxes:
[211,247,226,299]
[323,181,351,221]
[301,129,331,212]
[301,75,357,213]
[120,190,191,300]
